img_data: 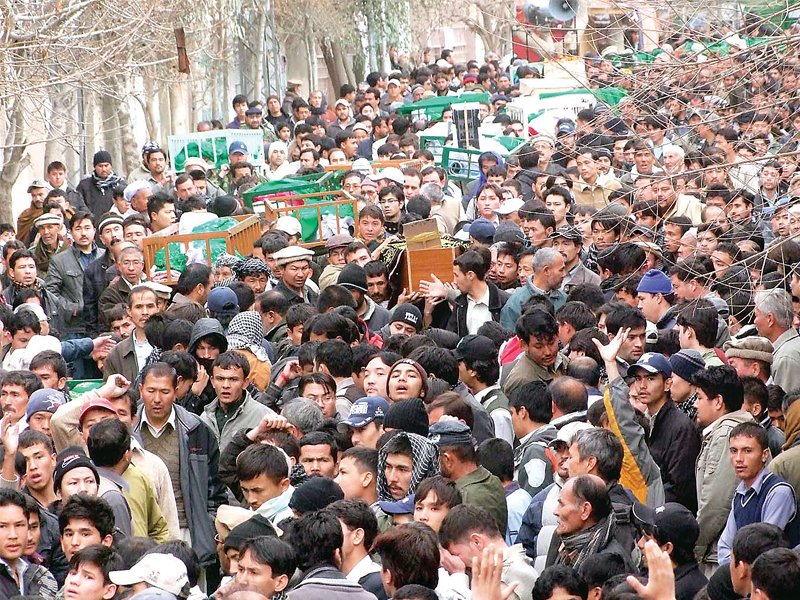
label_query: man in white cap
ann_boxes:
[110,553,189,598]
[122,181,152,216]
[17,180,51,243]
[272,246,318,306]
[30,212,66,278]
[329,99,355,137]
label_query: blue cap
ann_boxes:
[228,140,248,156]
[468,218,496,244]
[26,389,64,419]
[636,269,673,295]
[339,396,390,429]
[628,352,672,378]
[378,494,415,515]
[207,286,239,316]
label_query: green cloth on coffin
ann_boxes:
[173,136,229,172]
[67,380,104,394]
[154,217,240,272]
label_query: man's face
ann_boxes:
[543,254,567,290]
[151,203,176,231]
[299,444,337,477]
[384,452,413,499]
[554,481,588,535]
[61,518,104,562]
[523,334,559,368]
[347,247,371,267]
[94,162,112,179]
[123,225,147,249]
[729,434,768,485]
[340,137,358,159]
[246,113,262,129]
[139,374,176,425]
[12,257,37,287]
[71,219,95,250]
[335,104,350,121]
[637,292,663,323]
[240,473,287,511]
[773,208,791,237]
[109,316,134,339]
[195,339,221,361]
[28,410,55,437]
[652,179,676,212]
[350,421,383,449]
[359,216,384,242]
[128,290,156,329]
[761,166,781,191]
[0,504,27,562]
[576,153,598,181]
[328,245,347,267]
[47,170,66,189]
[414,491,450,533]
[237,549,286,598]
[617,326,646,363]
[379,192,402,221]
[388,362,424,400]
[20,443,55,493]
[39,223,61,248]
[281,260,310,291]
[211,366,246,407]
[60,467,99,500]
[64,560,116,600]
[303,382,337,419]
[243,273,268,295]
[493,253,518,286]
[629,371,670,410]
[1,385,29,425]
[147,152,166,176]
[634,149,654,172]
[728,196,752,222]
[335,456,370,498]
[175,180,197,201]
[521,219,552,247]
[367,274,389,303]
[696,230,719,256]
[99,224,122,248]
[403,176,421,199]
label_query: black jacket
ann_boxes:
[647,400,701,513]
[674,561,708,600]
[77,175,126,220]
[83,253,116,337]
[446,281,509,338]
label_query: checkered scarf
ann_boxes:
[233,257,269,279]
[227,310,270,362]
[376,431,439,501]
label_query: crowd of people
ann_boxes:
[1,23,800,600]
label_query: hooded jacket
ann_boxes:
[376,432,439,501]
[189,318,229,410]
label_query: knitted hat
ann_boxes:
[668,349,705,382]
[93,150,113,166]
[210,195,238,218]
[25,389,64,420]
[383,398,429,437]
[338,263,368,293]
[288,477,344,515]
[223,514,278,551]
[53,447,99,493]
[637,269,673,295]
[390,304,422,332]
[723,336,774,364]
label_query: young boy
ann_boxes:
[236,536,297,599]
[236,444,294,526]
[412,475,463,533]
[63,544,123,600]
[59,494,115,563]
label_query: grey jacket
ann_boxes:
[45,245,104,335]
[133,404,227,566]
[695,409,754,565]
[288,565,378,600]
[200,390,274,451]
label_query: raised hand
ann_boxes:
[471,545,518,600]
[592,326,630,365]
[100,374,131,399]
[419,274,447,299]
[626,539,677,600]
[1,418,19,456]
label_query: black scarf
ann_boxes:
[93,172,121,192]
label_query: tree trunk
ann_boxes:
[0,100,30,224]
[115,76,139,178]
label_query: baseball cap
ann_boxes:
[378,494,415,515]
[78,399,119,426]
[274,215,302,237]
[494,197,525,215]
[379,167,405,186]
[468,218,496,244]
[549,225,583,244]
[428,420,474,446]
[339,396,390,430]
[627,352,672,378]
[228,141,248,156]
[453,335,497,363]
[110,553,189,596]
[207,287,240,316]
[334,99,350,108]
[27,180,52,193]
[245,106,263,115]
[557,122,576,136]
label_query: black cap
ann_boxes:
[53,447,99,493]
[652,502,700,548]
[453,334,498,363]
[549,225,583,244]
[289,477,344,515]
[338,263,368,293]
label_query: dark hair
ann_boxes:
[18,429,54,453]
[29,349,68,380]
[241,536,297,577]
[286,303,318,330]
[9,248,35,271]
[161,319,194,351]
[235,444,289,485]
[516,308,558,343]
[258,291,290,317]
[309,313,353,343]
[175,263,212,296]
[691,365,744,413]
[453,250,488,280]
[414,476,462,510]
[87,419,131,468]
[604,303,646,336]
[298,431,338,462]
[326,498,380,549]
[566,284,606,314]
[59,493,115,538]
[68,545,124,585]
[317,285,358,313]
[297,372,336,401]
[732,523,790,566]
[8,309,41,336]
[508,380,553,423]
[2,370,42,397]
[229,281,256,312]
[439,504,501,547]
[0,489,27,517]
[532,565,588,600]
[116,537,157,569]
[315,340,353,378]
[676,299,718,348]
[556,301,597,331]
[572,474,612,521]
[288,509,344,571]
[341,446,378,475]
[394,584,439,600]
[372,523,440,590]
[160,350,198,383]
[751,548,800,600]
[426,393,474,429]
[549,376,589,414]
[140,361,178,388]
[578,552,629,589]
[409,346,459,386]
[212,350,251,379]
[729,421,769,452]
[476,439,515,482]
